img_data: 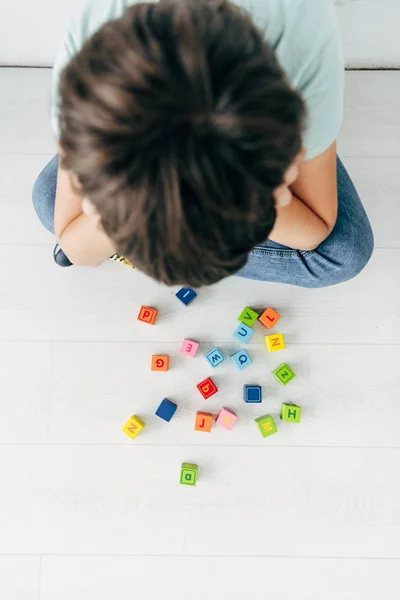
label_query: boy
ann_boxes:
[32,0,373,287]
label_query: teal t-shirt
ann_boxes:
[51,0,344,160]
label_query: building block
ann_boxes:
[121,415,145,440]
[180,463,198,486]
[197,377,218,399]
[238,307,259,327]
[281,403,301,423]
[151,355,169,371]
[230,349,253,371]
[244,385,262,403]
[264,333,285,352]
[233,323,254,344]
[216,408,238,431]
[155,398,177,422]
[258,307,281,329]
[180,338,199,357]
[255,414,278,438]
[272,363,296,386]
[195,411,213,432]
[205,347,225,368]
[137,305,158,325]
[176,287,197,306]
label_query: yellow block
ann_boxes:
[265,333,285,352]
[122,415,145,440]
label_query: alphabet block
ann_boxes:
[176,287,197,306]
[151,355,169,371]
[216,408,238,431]
[272,363,296,385]
[197,377,218,399]
[137,305,158,325]
[205,347,225,368]
[244,385,262,403]
[121,415,145,440]
[238,307,259,327]
[258,307,280,329]
[195,411,213,432]
[233,323,254,343]
[230,349,253,371]
[155,398,177,422]
[180,338,199,357]
[264,333,285,352]
[180,463,198,486]
[281,403,301,423]
[255,414,277,438]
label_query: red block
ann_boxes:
[197,377,218,399]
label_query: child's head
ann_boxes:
[59,0,305,285]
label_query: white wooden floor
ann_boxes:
[0,69,399,600]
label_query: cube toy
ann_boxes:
[264,333,285,352]
[273,363,296,386]
[180,463,198,486]
[151,355,169,371]
[197,377,218,399]
[176,287,197,306]
[231,349,253,371]
[244,385,262,403]
[238,307,259,327]
[195,411,213,432]
[259,307,280,330]
[156,398,177,422]
[137,305,158,325]
[180,338,199,357]
[216,408,238,431]
[121,415,145,440]
[281,403,301,423]
[205,347,225,368]
[233,323,254,344]
[255,414,278,438]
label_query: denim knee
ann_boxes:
[32,155,58,234]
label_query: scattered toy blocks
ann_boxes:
[155,398,177,422]
[231,349,253,371]
[195,411,213,432]
[233,323,254,344]
[264,333,285,352]
[180,338,199,357]
[255,414,278,438]
[273,363,296,386]
[259,307,280,329]
[238,307,259,327]
[197,377,218,399]
[216,408,238,431]
[180,463,198,486]
[205,347,225,368]
[122,415,145,440]
[151,355,169,371]
[137,305,158,325]
[176,287,197,306]
[244,385,262,403]
[281,403,301,423]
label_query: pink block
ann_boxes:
[216,408,238,431]
[180,338,199,357]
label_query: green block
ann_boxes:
[281,403,301,423]
[272,363,296,386]
[180,463,198,486]
[255,415,278,438]
[238,307,259,327]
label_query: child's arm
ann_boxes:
[268,143,338,251]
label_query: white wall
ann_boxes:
[0,0,399,67]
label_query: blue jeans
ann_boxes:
[32,155,373,287]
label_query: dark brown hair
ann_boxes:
[59,0,305,285]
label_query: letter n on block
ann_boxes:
[122,415,145,440]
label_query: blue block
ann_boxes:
[155,399,177,422]
[205,347,225,368]
[233,323,254,344]
[244,385,262,403]
[176,287,197,306]
[230,349,253,371]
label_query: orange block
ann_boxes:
[138,305,158,325]
[195,411,213,432]
[151,355,169,371]
[259,307,281,330]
